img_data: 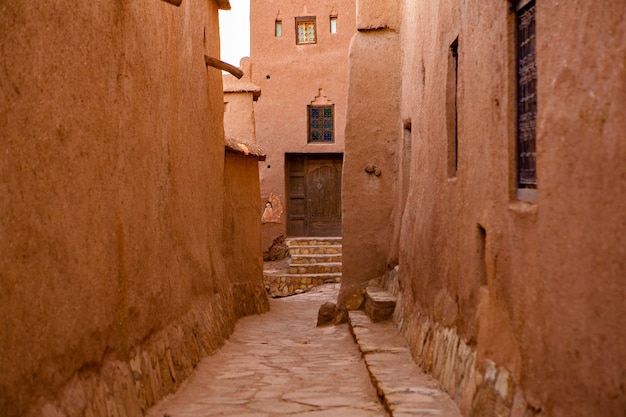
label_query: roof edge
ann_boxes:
[215,0,230,11]
[224,138,266,161]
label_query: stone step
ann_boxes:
[364,287,397,322]
[348,310,463,417]
[265,236,342,298]
[289,245,342,255]
[288,262,343,275]
[290,253,343,264]
[264,272,342,281]
[286,237,342,246]
[263,272,342,298]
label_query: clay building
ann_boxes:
[222,57,268,315]
[340,1,626,417]
[250,0,356,249]
[0,1,267,416]
[223,58,261,146]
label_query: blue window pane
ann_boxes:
[309,105,333,143]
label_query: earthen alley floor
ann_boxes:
[146,284,462,417]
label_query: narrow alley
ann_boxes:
[145,284,461,417]
[2,1,623,417]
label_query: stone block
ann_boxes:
[317,302,347,326]
[495,368,513,405]
[364,287,396,322]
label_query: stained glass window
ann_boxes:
[296,17,316,44]
[308,105,334,143]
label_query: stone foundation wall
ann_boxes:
[264,275,341,298]
[384,268,543,417]
[31,283,269,417]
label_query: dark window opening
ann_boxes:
[477,224,487,286]
[447,37,459,178]
[516,0,537,189]
[308,105,334,143]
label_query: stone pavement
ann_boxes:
[146,284,387,417]
[146,284,462,417]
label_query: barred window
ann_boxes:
[308,105,334,143]
[516,0,537,189]
[296,17,316,45]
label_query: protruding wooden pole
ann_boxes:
[204,55,244,79]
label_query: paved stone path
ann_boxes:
[146,284,463,417]
[146,284,388,417]
[349,311,463,417]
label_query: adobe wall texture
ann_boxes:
[343,0,626,416]
[339,0,402,308]
[223,150,270,317]
[224,91,256,142]
[223,58,260,144]
[339,26,401,307]
[250,0,355,249]
[0,1,267,416]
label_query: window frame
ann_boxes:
[295,16,317,45]
[307,105,335,144]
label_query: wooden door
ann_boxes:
[287,154,342,237]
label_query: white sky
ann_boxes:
[219,0,251,68]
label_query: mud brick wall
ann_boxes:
[0,1,267,416]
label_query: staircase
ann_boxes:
[263,237,342,298]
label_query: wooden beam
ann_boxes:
[204,55,244,79]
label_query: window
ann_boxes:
[516,0,537,192]
[275,19,282,38]
[447,37,459,178]
[308,105,334,143]
[296,16,316,44]
[330,16,337,34]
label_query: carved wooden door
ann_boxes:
[287,154,342,236]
